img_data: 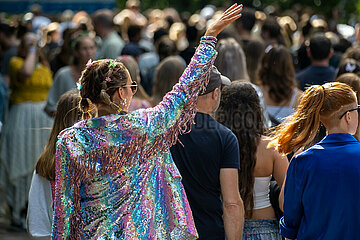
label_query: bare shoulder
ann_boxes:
[254,136,274,176]
[259,136,272,150]
[259,136,284,158]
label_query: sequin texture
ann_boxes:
[52,38,217,239]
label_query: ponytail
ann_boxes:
[268,82,355,155]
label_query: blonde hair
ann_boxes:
[268,82,356,155]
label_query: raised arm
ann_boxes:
[133,4,243,140]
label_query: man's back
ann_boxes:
[296,65,336,91]
[170,112,240,239]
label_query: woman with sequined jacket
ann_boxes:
[52,4,243,239]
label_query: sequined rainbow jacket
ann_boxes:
[52,37,217,239]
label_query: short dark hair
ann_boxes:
[93,9,114,28]
[261,17,281,39]
[236,8,256,32]
[309,35,332,61]
[127,25,142,42]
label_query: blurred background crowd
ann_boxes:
[1,0,360,236]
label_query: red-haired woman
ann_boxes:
[269,82,360,239]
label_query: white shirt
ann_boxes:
[27,171,53,239]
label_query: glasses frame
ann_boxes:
[339,105,360,119]
[122,81,138,95]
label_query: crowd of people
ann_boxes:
[1,0,360,239]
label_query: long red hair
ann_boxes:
[268,82,356,155]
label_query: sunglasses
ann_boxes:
[122,81,138,95]
[339,105,360,119]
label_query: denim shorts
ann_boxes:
[243,218,282,240]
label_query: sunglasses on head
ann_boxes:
[339,105,360,119]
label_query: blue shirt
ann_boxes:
[170,112,240,240]
[296,65,336,91]
[280,133,360,240]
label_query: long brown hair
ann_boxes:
[216,81,265,218]
[268,82,356,155]
[151,56,185,106]
[258,45,296,103]
[36,90,82,181]
[244,39,265,84]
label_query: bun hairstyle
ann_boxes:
[77,59,130,119]
[268,82,356,155]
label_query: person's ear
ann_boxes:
[345,111,352,124]
[328,48,334,59]
[212,87,220,100]
[116,87,126,101]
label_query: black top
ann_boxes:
[296,65,336,91]
[170,112,240,240]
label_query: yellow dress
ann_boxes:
[9,56,52,103]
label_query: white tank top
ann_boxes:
[253,175,272,210]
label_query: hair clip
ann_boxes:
[109,59,118,68]
[345,62,356,72]
[86,59,93,68]
[105,77,111,82]
[76,82,82,90]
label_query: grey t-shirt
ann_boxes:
[45,66,75,114]
[96,32,125,60]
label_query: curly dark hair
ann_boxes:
[216,81,265,218]
[259,45,296,103]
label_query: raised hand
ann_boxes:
[205,3,243,37]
